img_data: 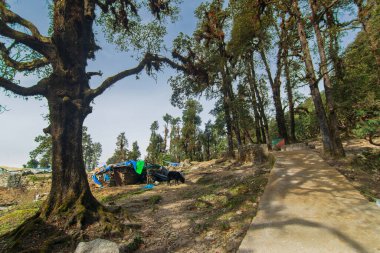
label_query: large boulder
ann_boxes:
[74,239,119,253]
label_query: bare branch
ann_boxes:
[0,42,50,71]
[0,76,48,96]
[88,53,154,99]
[0,4,54,57]
[86,71,103,79]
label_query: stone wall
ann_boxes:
[0,173,22,188]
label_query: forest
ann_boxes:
[0,0,379,252]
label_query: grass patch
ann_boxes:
[27,175,50,183]
[0,208,38,235]
[148,195,162,205]
[191,173,270,233]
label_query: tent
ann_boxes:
[91,160,169,187]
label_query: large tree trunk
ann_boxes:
[39,0,109,227]
[41,94,101,227]
[292,0,335,155]
[309,0,345,157]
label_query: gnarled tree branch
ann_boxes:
[0,42,50,71]
[0,3,54,58]
[0,76,48,96]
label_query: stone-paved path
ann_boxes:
[238,150,380,253]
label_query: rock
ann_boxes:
[74,238,119,253]
[236,210,243,215]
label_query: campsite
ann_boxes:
[0,0,379,252]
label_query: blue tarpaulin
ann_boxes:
[164,161,180,167]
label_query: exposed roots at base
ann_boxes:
[0,205,130,253]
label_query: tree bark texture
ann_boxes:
[249,55,271,147]
[260,48,288,143]
[284,52,296,143]
[292,0,335,155]
[309,0,345,157]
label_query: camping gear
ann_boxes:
[91,160,169,187]
[272,138,285,149]
[143,184,154,189]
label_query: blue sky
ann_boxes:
[0,1,359,167]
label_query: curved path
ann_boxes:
[238,150,380,253]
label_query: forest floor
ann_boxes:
[0,157,274,252]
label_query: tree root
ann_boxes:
[0,203,130,253]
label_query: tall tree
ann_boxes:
[0,0,178,234]
[146,121,164,163]
[169,116,182,161]
[107,132,129,164]
[129,141,141,160]
[308,0,345,156]
[290,0,341,156]
[162,113,172,152]
[181,99,202,160]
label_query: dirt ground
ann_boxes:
[0,158,272,252]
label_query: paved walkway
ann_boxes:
[238,150,380,253]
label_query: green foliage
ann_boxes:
[28,133,52,168]
[335,27,380,143]
[97,0,180,56]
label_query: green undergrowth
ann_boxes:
[0,208,39,236]
[351,149,380,174]
[99,189,146,203]
[148,195,162,205]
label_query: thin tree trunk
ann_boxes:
[221,85,235,158]
[309,0,345,157]
[260,49,288,143]
[245,54,263,143]
[325,8,344,85]
[292,0,334,155]
[249,53,271,147]
[284,48,296,143]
